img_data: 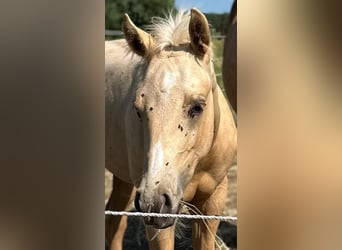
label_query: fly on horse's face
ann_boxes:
[133,52,215,228]
[122,9,217,229]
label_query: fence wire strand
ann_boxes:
[105,210,237,222]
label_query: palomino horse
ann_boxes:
[223,0,237,113]
[105,9,237,250]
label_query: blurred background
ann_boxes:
[2,0,342,249]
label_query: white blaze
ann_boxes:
[161,72,177,92]
[150,141,164,175]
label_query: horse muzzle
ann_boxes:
[134,191,179,229]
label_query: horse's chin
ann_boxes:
[145,217,176,229]
[144,204,180,229]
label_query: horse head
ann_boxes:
[123,9,219,229]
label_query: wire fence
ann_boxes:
[105,210,237,223]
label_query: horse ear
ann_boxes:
[122,14,154,57]
[189,8,211,58]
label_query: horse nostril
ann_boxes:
[134,191,141,212]
[163,193,172,208]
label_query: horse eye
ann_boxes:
[189,103,204,118]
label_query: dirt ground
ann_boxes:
[105,164,237,250]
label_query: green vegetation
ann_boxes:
[105,0,230,38]
[106,0,175,30]
[212,39,225,94]
[206,13,230,35]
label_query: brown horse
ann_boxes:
[105,9,237,250]
[223,0,237,113]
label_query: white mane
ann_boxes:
[143,10,214,61]
[146,10,191,51]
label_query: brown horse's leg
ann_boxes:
[105,175,135,250]
[192,176,228,250]
[145,225,175,250]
